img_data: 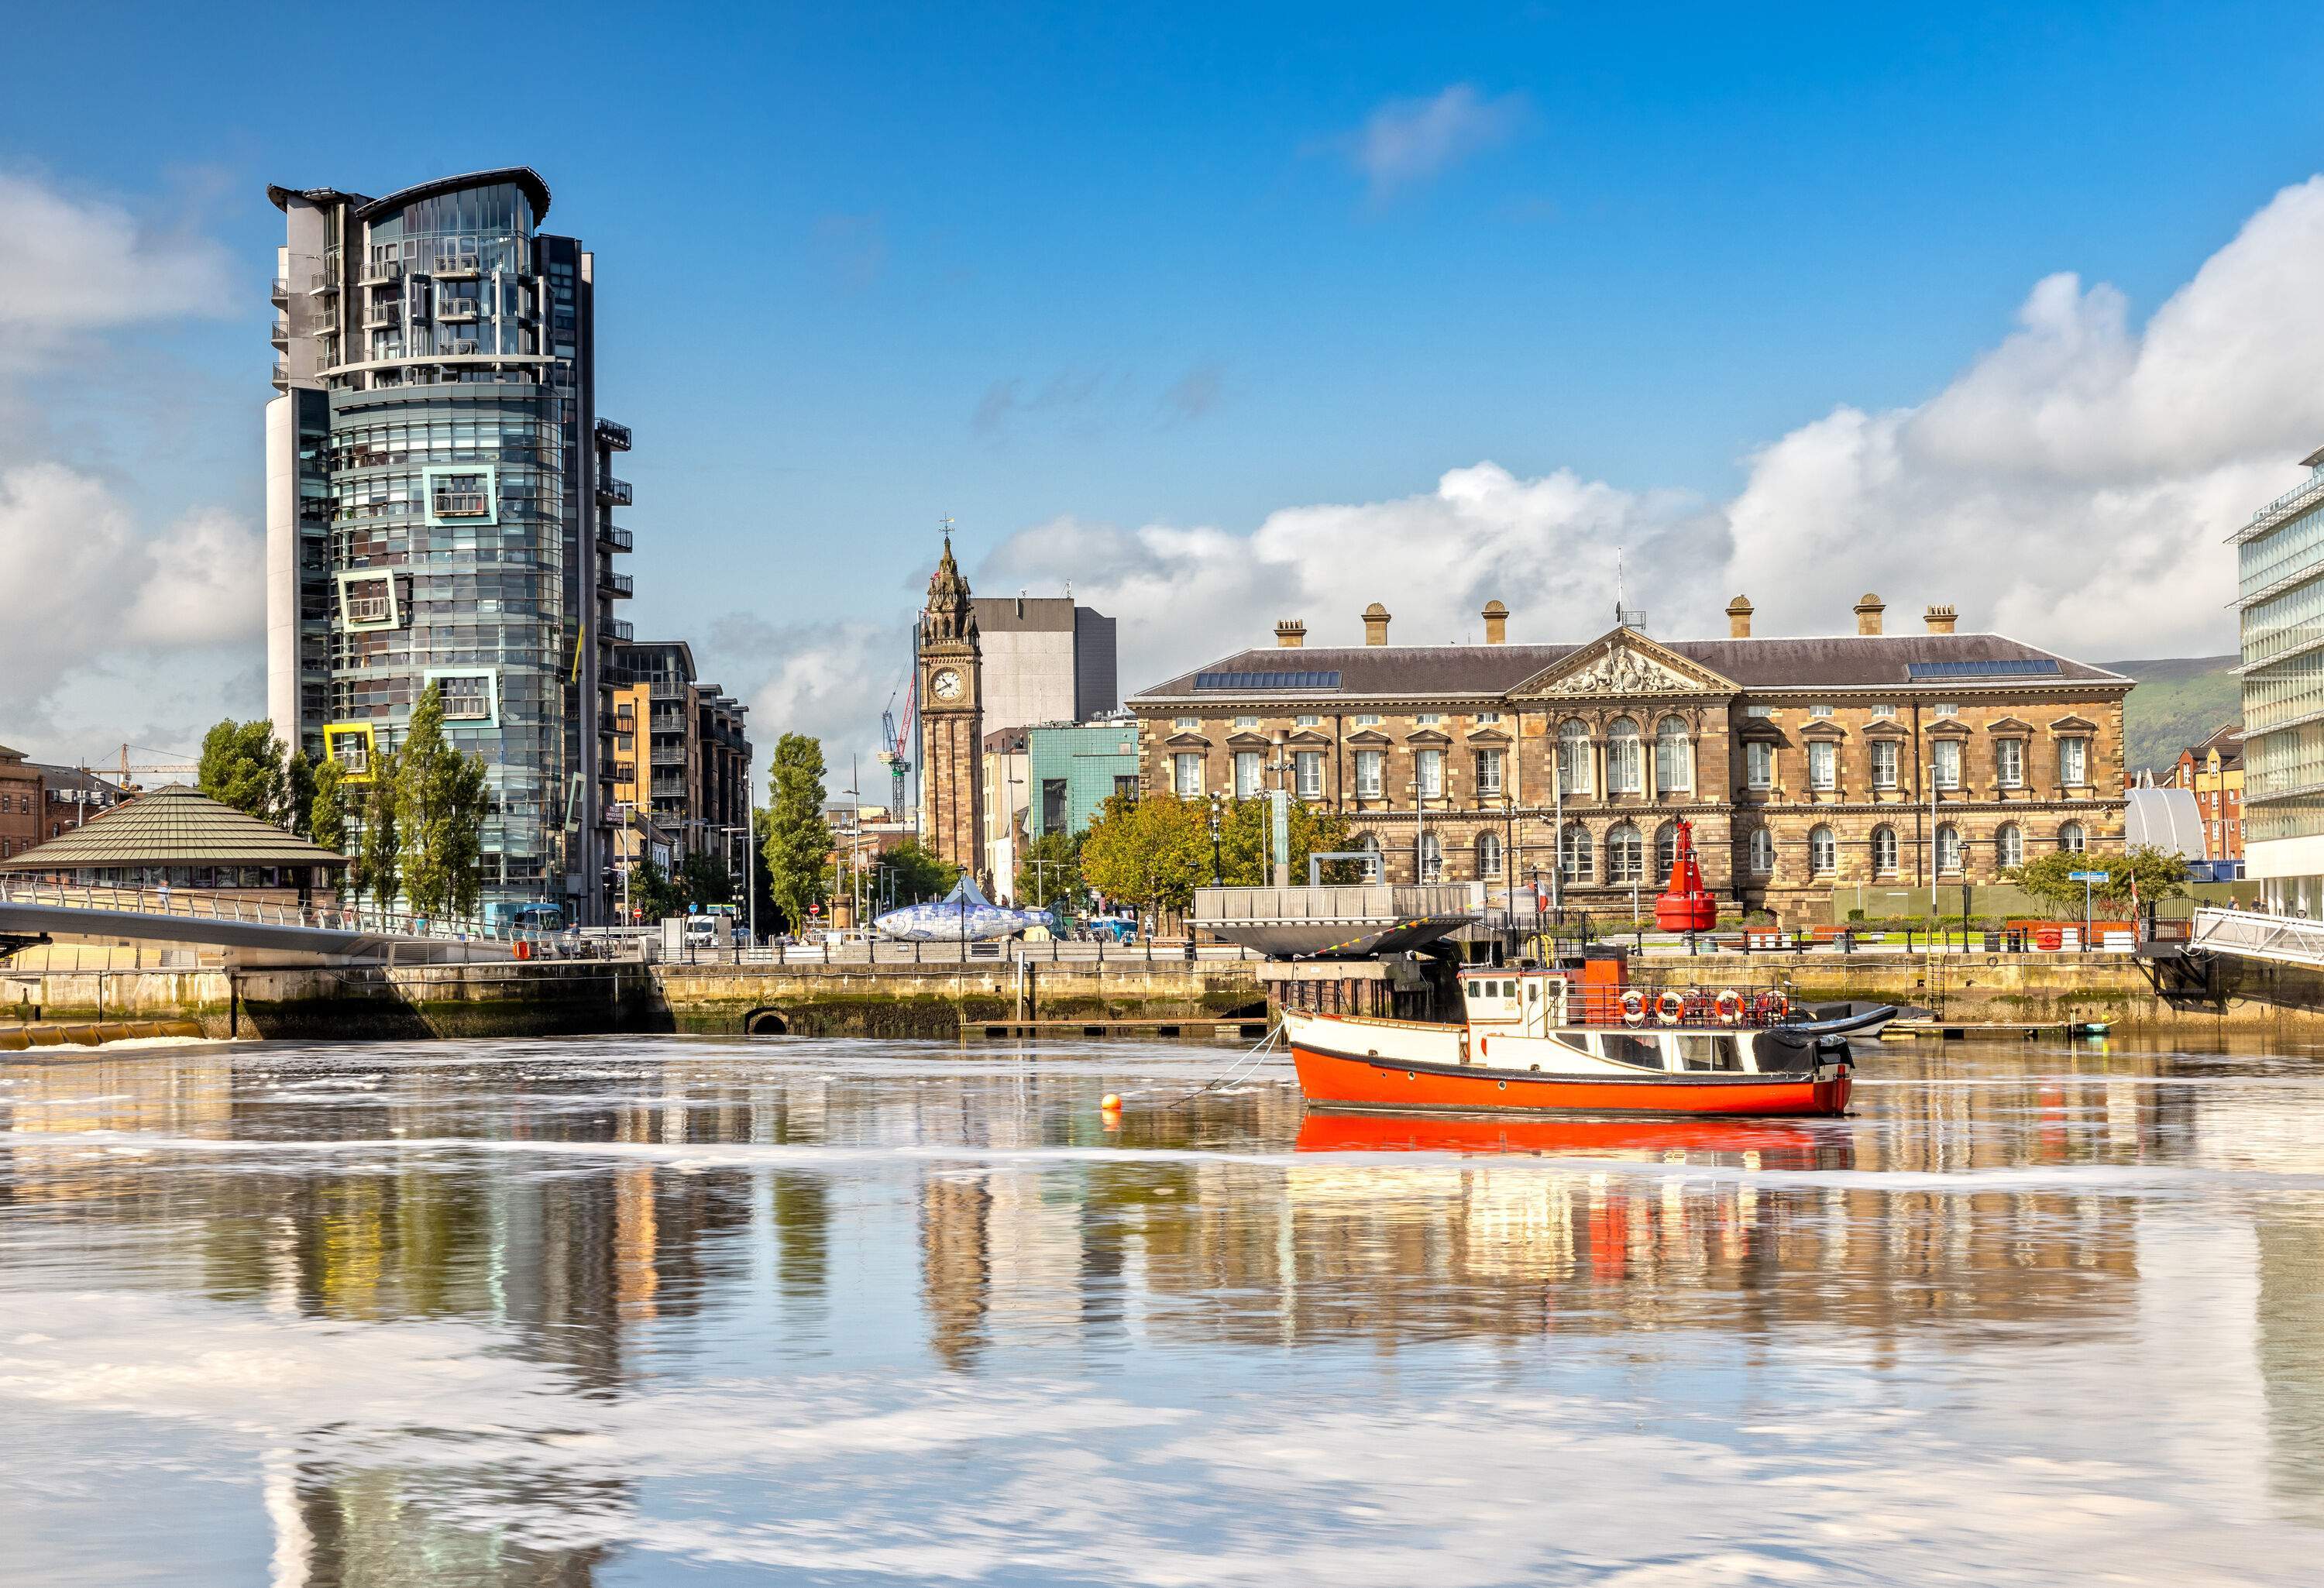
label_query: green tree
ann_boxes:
[679,850,733,912]
[882,838,957,906]
[761,734,833,931]
[309,756,349,857]
[396,685,493,919]
[356,745,402,912]
[1014,827,1086,911]
[1079,793,1212,917]
[628,858,683,921]
[1215,797,1363,886]
[197,719,287,822]
[2007,844,2190,914]
[282,749,318,839]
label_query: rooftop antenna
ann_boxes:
[1614,547,1647,631]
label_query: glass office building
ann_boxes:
[2236,445,2324,911]
[266,168,633,924]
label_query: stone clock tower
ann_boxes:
[916,529,985,878]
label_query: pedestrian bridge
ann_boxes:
[0,880,517,966]
[2186,907,2324,970]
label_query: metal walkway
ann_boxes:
[2187,907,2324,970]
[0,881,516,965]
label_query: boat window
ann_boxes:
[1677,1035,1743,1071]
[1598,1033,1662,1068]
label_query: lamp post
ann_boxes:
[1207,792,1224,885]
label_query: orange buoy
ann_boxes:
[1100,1093,1122,1111]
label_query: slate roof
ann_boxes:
[1133,631,2127,702]
[0,783,350,871]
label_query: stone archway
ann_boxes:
[743,1007,790,1036]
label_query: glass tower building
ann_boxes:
[266,168,633,926]
[2236,445,2324,911]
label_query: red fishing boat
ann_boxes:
[1284,820,1890,1119]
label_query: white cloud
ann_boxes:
[963,174,2324,688]
[707,613,913,793]
[1342,84,1532,201]
[0,169,234,370]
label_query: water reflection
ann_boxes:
[5,1036,2324,1583]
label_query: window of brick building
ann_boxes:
[1356,750,1384,800]
[1872,739,1899,789]
[1476,748,1504,796]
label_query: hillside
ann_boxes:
[2102,655,2240,775]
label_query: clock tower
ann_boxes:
[916,528,985,878]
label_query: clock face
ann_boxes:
[930,668,964,703]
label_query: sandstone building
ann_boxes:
[1129,596,2130,923]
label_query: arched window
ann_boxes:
[1356,832,1383,880]
[1477,830,1503,878]
[1872,824,1899,874]
[1559,821,1595,883]
[1607,821,1643,882]
[1655,821,1679,879]
[2059,820,2085,853]
[1997,822,2024,869]
[1748,827,1775,875]
[1606,717,1642,794]
[1558,719,1593,796]
[1418,831,1443,882]
[1935,823,1962,874]
[1655,716,1691,792]
[1809,824,1837,876]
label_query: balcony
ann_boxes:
[598,523,633,553]
[270,316,290,348]
[597,476,633,507]
[363,302,400,328]
[603,571,634,598]
[270,359,290,387]
[270,276,290,304]
[653,744,689,767]
[431,490,490,518]
[595,418,633,451]
[608,618,634,642]
[345,595,392,624]
[359,257,402,286]
[432,252,481,278]
[437,298,480,321]
[308,272,339,296]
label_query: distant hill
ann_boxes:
[2102,655,2240,776]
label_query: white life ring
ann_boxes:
[1763,991,1790,1022]
[1657,990,1686,1026]
[1714,989,1741,1026]
[1620,990,1647,1027]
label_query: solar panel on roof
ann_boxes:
[1905,659,2061,680]
[1192,670,1343,690]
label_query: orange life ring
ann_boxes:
[1763,991,1790,1022]
[1657,990,1686,1026]
[1714,989,1740,1026]
[1620,990,1647,1027]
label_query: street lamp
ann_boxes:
[1208,791,1225,885]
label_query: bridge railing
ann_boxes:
[2188,906,2324,968]
[0,878,521,947]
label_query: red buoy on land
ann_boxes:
[1654,817,1718,933]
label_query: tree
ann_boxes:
[283,750,318,839]
[629,858,683,921]
[1015,827,1086,911]
[396,685,493,919]
[356,745,402,912]
[310,756,349,857]
[198,719,287,822]
[883,838,957,906]
[761,734,833,932]
[679,850,733,912]
[1079,793,1212,918]
[2008,844,2189,915]
[1215,797,1363,886]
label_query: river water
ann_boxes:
[5,1033,2324,1585]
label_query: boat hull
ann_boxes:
[1290,1032,1851,1118]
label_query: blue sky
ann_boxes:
[4,2,2323,766]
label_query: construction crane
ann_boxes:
[878,679,915,815]
[112,744,198,787]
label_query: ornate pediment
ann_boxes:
[1286,728,1333,746]
[1800,721,1848,741]
[1406,728,1452,745]
[2049,714,2099,733]
[1986,717,2033,735]
[1512,628,1736,701]
[1225,731,1273,748]
[1465,727,1512,745]
[1164,731,1211,748]
[1346,728,1391,744]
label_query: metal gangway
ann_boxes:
[0,879,524,964]
[2187,906,2324,970]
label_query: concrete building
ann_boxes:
[981,727,1030,901]
[0,746,39,863]
[968,595,1116,736]
[1132,595,2130,925]
[2236,448,2324,912]
[265,167,634,926]
[2168,724,2245,862]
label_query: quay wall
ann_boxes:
[12,951,2324,1044]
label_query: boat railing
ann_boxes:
[1563,985,1800,1029]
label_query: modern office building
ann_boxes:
[2237,449,2324,909]
[1027,720,1141,840]
[265,167,634,925]
[608,640,752,888]
[968,596,1118,735]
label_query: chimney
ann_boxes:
[1274,618,1307,649]
[1923,603,1958,635]
[1481,600,1508,644]
[1854,592,1886,636]
[1363,601,1391,646]
[1726,594,1754,638]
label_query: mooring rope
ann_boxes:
[1157,1018,1287,1109]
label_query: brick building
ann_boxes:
[2168,724,2244,861]
[0,744,39,862]
[1129,595,2131,924]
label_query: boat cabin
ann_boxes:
[1457,950,1796,1036]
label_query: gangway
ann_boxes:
[2187,906,2324,970]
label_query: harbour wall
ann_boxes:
[9,950,2324,1047]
